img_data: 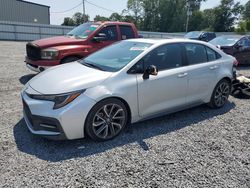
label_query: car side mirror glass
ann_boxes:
[143,65,158,79]
[200,33,207,39]
[93,33,107,42]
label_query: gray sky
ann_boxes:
[26,0,248,25]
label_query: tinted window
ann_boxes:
[120,25,135,40]
[99,25,118,41]
[238,38,250,47]
[206,47,217,61]
[144,44,183,70]
[185,43,207,65]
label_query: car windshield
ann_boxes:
[67,23,100,39]
[185,31,202,38]
[80,41,152,72]
[210,36,240,46]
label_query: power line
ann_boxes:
[50,1,83,14]
[85,0,117,13]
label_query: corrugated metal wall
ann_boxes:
[0,21,72,41]
[0,21,186,41]
[0,21,249,41]
[0,0,50,24]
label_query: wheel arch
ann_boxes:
[83,96,132,135]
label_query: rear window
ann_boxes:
[185,43,207,65]
[185,43,221,65]
[206,47,221,61]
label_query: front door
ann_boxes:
[137,43,188,117]
[90,25,119,52]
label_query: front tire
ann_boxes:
[85,98,128,142]
[209,79,231,109]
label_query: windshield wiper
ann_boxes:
[81,61,104,71]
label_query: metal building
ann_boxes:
[0,0,50,24]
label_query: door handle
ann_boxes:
[178,73,188,78]
[210,65,218,70]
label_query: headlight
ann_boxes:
[41,48,59,60]
[28,90,84,109]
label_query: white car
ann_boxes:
[21,39,235,141]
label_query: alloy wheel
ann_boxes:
[92,104,126,139]
[214,82,230,107]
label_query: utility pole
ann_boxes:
[83,0,86,22]
[185,1,192,32]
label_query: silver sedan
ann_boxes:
[21,39,235,141]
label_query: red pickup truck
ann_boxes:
[25,21,140,72]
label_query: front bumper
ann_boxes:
[25,56,60,72]
[21,87,96,140]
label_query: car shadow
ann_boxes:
[19,74,36,85]
[14,102,236,162]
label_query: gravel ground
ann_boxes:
[0,41,249,188]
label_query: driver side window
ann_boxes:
[143,43,183,71]
[98,25,118,41]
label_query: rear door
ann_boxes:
[136,43,189,117]
[184,43,221,103]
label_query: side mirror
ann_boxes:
[143,65,158,80]
[93,33,107,42]
[200,33,207,40]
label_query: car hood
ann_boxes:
[32,36,87,48]
[28,62,112,95]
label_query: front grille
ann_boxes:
[26,43,41,60]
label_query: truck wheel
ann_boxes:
[61,57,80,64]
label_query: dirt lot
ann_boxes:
[0,41,249,188]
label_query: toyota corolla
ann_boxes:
[21,39,235,141]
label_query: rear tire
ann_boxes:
[209,79,231,109]
[85,98,128,142]
[61,56,80,64]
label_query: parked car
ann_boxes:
[210,35,250,65]
[21,39,235,141]
[185,31,216,42]
[25,21,140,72]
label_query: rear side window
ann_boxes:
[144,43,183,71]
[119,25,135,40]
[185,43,207,65]
[185,43,221,65]
[206,47,217,61]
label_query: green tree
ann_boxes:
[94,15,110,22]
[109,13,123,21]
[243,0,250,19]
[127,0,143,27]
[213,0,243,32]
[62,12,89,26]
[62,17,75,26]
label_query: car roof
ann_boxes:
[126,38,208,45]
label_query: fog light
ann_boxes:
[40,124,56,129]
